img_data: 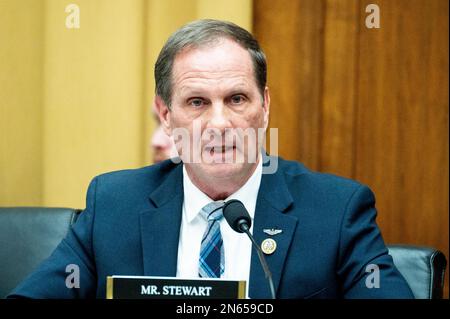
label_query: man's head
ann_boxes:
[154,19,270,199]
[155,19,267,108]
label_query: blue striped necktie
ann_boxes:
[198,201,225,278]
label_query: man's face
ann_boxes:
[158,38,269,182]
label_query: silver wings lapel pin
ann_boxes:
[263,228,283,236]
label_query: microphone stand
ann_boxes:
[240,223,276,299]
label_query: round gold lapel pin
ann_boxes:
[261,238,277,255]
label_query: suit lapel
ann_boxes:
[249,160,298,298]
[140,163,184,277]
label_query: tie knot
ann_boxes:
[201,201,224,221]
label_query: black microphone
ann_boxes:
[222,199,276,299]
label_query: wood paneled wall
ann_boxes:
[254,0,448,296]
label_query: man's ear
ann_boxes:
[154,95,172,136]
[262,86,270,130]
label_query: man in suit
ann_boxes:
[9,19,413,299]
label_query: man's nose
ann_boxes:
[205,102,232,132]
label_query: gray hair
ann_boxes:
[154,19,267,108]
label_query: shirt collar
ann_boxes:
[182,157,263,223]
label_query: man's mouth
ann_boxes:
[205,145,236,155]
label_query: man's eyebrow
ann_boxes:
[178,87,206,97]
[177,82,251,96]
[228,85,250,92]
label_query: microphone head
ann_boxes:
[223,199,252,233]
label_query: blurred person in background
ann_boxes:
[151,104,178,163]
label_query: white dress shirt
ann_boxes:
[176,159,262,289]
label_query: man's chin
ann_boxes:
[190,162,251,180]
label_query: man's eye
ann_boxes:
[230,95,246,105]
[188,99,205,107]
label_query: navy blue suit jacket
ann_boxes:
[9,157,413,298]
